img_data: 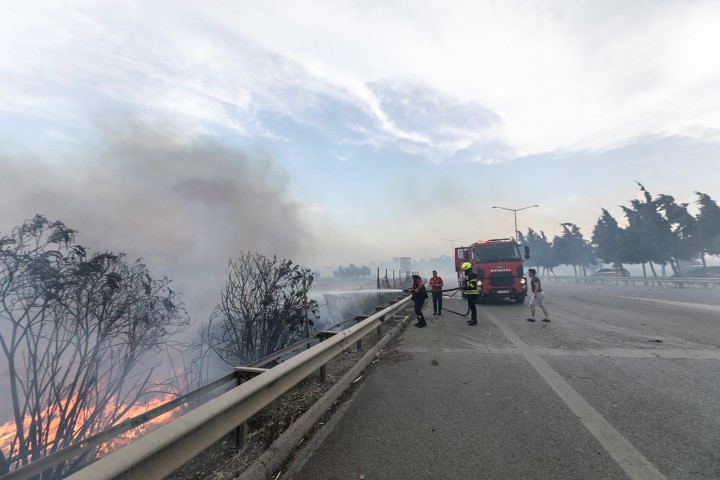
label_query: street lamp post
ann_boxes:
[492,205,539,239]
[441,237,463,252]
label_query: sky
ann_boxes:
[2,0,720,319]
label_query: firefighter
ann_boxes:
[408,270,428,327]
[461,262,479,325]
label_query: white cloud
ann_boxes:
[199,0,720,156]
[4,1,720,159]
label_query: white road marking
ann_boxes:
[401,345,720,360]
[534,347,720,360]
[484,310,668,480]
[617,296,720,313]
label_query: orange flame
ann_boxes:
[0,393,181,463]
[100,394,180,453]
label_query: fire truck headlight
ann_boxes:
[520,278,526,284]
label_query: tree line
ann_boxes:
[519,184,720,276]
[332,263,372,278]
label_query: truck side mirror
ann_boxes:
[524,246,530,259]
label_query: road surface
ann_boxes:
[282,282,720,479]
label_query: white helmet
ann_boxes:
[411,270,420,276]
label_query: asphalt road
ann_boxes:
[282,282,720,480]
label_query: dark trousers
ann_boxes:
[413,297,426,322]
[467,295,477,321]
[432,291,443,313]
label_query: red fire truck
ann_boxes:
[454,237,530,303]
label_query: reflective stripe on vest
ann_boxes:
[464,279,479,295]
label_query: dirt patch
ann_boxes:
[167,312,409,480]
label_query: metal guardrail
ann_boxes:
[544,275,720,287]
[61,295,411,480]
[1,294,406,480]
[1,338,317,480]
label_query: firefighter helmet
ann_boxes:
[461,262,472,271]
[411,270,420,276]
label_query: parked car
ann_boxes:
[590,267,631,277]
[674,265,720,278]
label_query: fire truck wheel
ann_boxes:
[515,294,526,304]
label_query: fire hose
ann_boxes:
[402,286,471,317]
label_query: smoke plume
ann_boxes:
[0,122,313,320]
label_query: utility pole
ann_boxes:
[441,237,463,253]
[491,205,539,239]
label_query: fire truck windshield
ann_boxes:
[473,244,522,263]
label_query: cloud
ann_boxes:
[4,1,720,164]
[199,0,720,155]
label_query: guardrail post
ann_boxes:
[233,373,247,448]
[233,367,268,448]
[374,306,387,336]
[354,315,368,350]
[317,331,337,383]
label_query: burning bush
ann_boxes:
[0,215,190,477]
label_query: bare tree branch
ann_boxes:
[0,215,191,477]
[208,252,318,367]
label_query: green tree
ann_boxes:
[592,209,626,268]
[694,192,720,267]
[521,228,558,275]
[616,208,647,273]
[552,223,595,275]
[655,194,698,274]
[620,183,675,276]
[333,264,372,278]
[208,252,318,366]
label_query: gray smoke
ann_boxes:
[0,122,313,321]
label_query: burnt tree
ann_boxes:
[208,252,318,366]
[0,215,189,477]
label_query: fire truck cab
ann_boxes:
[455,238,530,304]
